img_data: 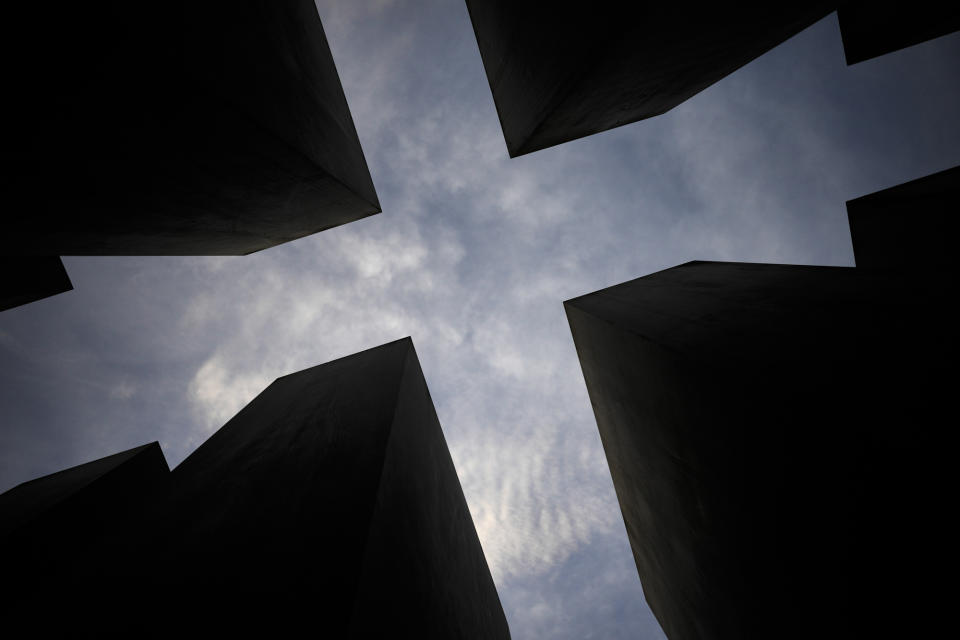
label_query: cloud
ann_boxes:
[108,381,137,400]
[188,355,271,433]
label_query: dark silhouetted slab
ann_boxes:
[0,256,73,312]
[847,165,958,269]
[142,338,508,636]
[464,2,833,156]
[10,339,509,638]
[838,2,960,64]
[565,261,948,639]
[4,0,378,256]
[0,442,169,584]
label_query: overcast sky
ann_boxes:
[1,2,958,638]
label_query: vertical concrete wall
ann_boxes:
[0,443,170,588]
[1,339,509,638]
[846,165,957,269]
[350,344,510,638]
[0,257,72,312]
[565,261,949,639]
[464,3,833,156]
[4,0,379,256]
[838,2,960,64]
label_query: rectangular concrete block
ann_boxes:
[147,337,508,637]
[838,2,960,64]
[2,339,510,638]
[565,261,948,639]
[0,442,170,579]
[0,256,73,312]
[846,164,958,269]
[5,0,379,255]
[464,2,833,156]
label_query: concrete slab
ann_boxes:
[0,257,73,312]
[2,340,510,638]
[846,165,958,269]
[565,261,949,639]
[5,0,378,255]
[0,442,169,579]
[464,2,833,156]
[838,2,960,64]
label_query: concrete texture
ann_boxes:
[838,2,960,64]
[846,164,958,269]
[565,261,949,639]
[463,2,834,156]
[2,339,509,638]
[4,0,378,255]
[0,257,73,312]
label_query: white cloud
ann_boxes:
[108,381,137,400]
[188,355,272,432]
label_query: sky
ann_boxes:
[1,2,958,638]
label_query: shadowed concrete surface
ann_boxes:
[463,2,834,156]
[838,2,960,64]
[0,257,73,312]
[1,339,509,639]
[4,0,378,256]
[847,164,958,269]
[565,261,949,639]
[0,442,170,583]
